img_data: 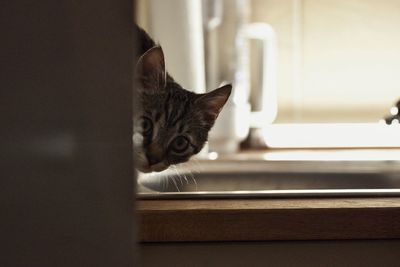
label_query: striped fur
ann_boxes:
[134,25,231,173]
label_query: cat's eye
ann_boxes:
[140,117,153,136]
[170,136,190,154]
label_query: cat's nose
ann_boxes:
[146,143,163,166]
[146,154,161,166]
[146,153,162,166]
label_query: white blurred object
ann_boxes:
[147,0,206,94]
[208,151,219,160]
[240,22,278,126]
[390,107,398,116]
[208,100,251,153]
[205,0,278,153]
[263,123,400,148]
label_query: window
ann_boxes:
[250,0,400,147]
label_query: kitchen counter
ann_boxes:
[138,149,400,242]
[138,197,400,242]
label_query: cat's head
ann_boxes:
[134,46,231,173]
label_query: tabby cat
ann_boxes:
[133,25,231,173]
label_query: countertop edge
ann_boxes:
[138,198,400,242]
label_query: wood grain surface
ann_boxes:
[138,198,400,242]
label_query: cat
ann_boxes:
[133,24,231,173]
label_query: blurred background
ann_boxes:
[137,0,400,123]
[135,0,400,150]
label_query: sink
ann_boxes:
[137,159,400,199]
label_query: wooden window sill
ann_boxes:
[138,198,400,242]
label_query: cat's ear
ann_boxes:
[135,46,167,92]
[196,84,232,123]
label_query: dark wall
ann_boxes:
[1,1,135,266]
[141,240,400,267]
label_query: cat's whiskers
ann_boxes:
[183,173,189,185]
[160,173,165,191]
[171,165,184,186]
[188,171,198,191]
[171,164,199,191]
[162,173,169,191]
[170,175,180,192]
[188,158,203,173]
[175,168,184,190]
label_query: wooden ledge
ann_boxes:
[138,198,400,242]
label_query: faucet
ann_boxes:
[204,0,278,153]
